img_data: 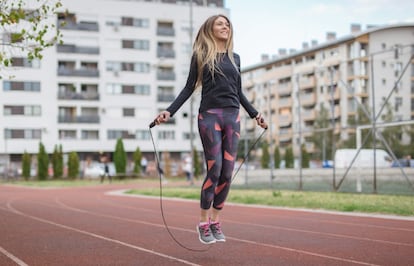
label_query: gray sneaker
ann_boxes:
[210,221,226,242]
[197,223,216,244]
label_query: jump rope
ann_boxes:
[149,119,267,252]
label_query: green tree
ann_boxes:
[379,102,407,158]
[114,138,127,175]
[261,141,270,169]
[284,146,294,168]
[67,151,79,179]
[37,142,49,180]
[274,146,281,169]
[341,104,373,149]
[301,144,310,168]
[312,104,334,160]
[22,151,31,181]
[193,148,202,179]
[52,144,63,179]
[133,147,142,176]
[0,0,64,77]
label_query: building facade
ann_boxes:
[0,0,226,173]
[241,23,414,159]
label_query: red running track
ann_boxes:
[0,182,413,266]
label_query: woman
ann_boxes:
[153,14,267,244]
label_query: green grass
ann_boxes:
[3,178,413,217]
[127,186,414,217]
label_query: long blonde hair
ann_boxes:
[192,14,237,88]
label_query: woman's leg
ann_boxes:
[198,110,224,215]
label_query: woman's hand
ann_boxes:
[154,110,171,125]
[255,113,268,129]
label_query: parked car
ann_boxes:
[391,158,414,168]
[83,161,115,178]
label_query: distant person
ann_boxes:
[141,156,148,175]
[183,154,194,185]
[152,14,267,244]
[100,154,112,183]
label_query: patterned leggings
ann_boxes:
[198,108,240,210]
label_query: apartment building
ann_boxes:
[240,23,414,158]
[0,0,226,172]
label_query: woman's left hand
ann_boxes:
[255,113,268,129]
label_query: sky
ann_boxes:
[225,0,414,66]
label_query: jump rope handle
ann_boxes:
[149,120,156,128]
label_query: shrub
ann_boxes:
[67,151,79,179]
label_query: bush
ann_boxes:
[261,141,270,169]
[133,147,142,176]
[22,151,31,181]
[67,152,79,179]
[37,142,49,181]
[285,146,294,168]
[52,144,63,179]
[114,138,127,175]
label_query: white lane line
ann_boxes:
[102,193,414,247]
[54,198,381,265]
[6,200,200,266]
[0,245,28,266]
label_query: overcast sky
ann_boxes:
[225,0,414,66]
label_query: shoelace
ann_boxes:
[210,222,222,234]
[200,223,211,236]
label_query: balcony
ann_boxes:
[157,94,176,102]
[302,109,316,121]
[278,114,292,127]
[58,115,100,124]
[157,48,175,59]
[57,68,99,77]
[300,93,316,106]
[58,91,100,101]
[157,26,175,37]
[57,44,100,55]
[59,21,99,32]
[157,71,175,81]
[279,97,292,108]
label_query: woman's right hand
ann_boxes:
[154,110,171,125]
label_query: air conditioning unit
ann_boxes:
[113,71,119,77]
[113,26,119,32]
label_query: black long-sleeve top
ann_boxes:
[166,52,258,118]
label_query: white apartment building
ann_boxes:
[240,23,414,158]
[0,0,227,172]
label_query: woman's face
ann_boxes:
[212,16,230,42]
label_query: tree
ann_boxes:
[22,151,31,181]
[260,141,270,169]
[341,104,373,149]
[301,144,310,168]
[193,148,202,179]
[114,138,127,175]
[0,0,64,78]
[52,144,63,179]
[274,146,281,169]
[37,142,49,180]
[311,104,333,160]
[284,146,294,169]
[133,147,142,176]
[67,151,79,179]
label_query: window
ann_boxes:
[121,17,149,28]
[158,130,175,140]
[122,39,150,50]
[5,129,41,139]
[59,130,77,140]
[81,130,99,140]
[123,108,135,117]
[4,105,41,116]
[136,130,150,140]
[11,57,40,68]
[3,81,40,91]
